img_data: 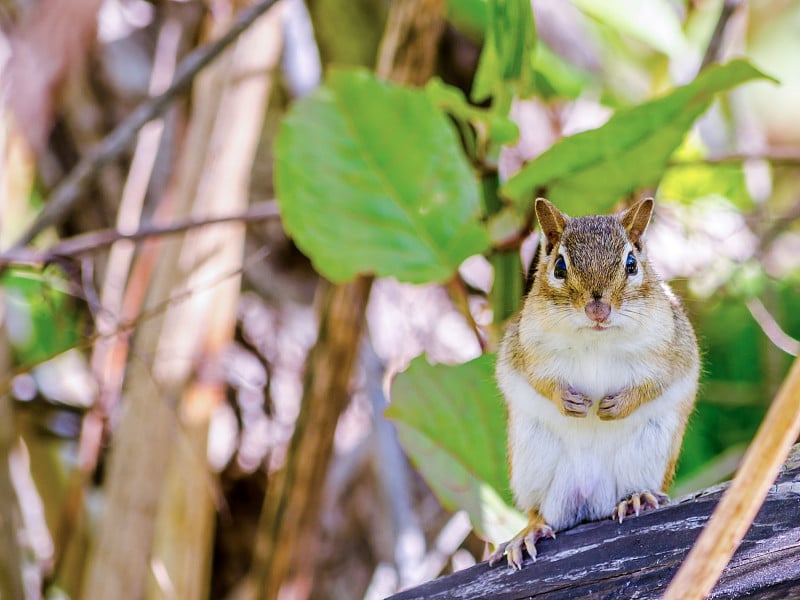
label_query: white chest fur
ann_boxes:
[498,354,693,531]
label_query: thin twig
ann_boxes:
[745,297,800,356]
[0,245,271,398]
[445,275,487,352]
[699,0,742,71]
[667,153,800,168]
[12,0,280,247]
[0,200,279,267]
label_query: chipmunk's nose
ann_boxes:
[585,300,611,323]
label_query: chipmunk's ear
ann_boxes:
[535,198,568,253]
[620,198,654,250]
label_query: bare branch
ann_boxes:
[745,297,800,356]
[12,0,280,247]
[0,201,279,268]
[0,245,271,399]
[699,0,742,71]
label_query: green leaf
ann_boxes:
[387,354,525,543]
[2,267,81,365]
[530,42,589,101]
[501,60,776,216]
[445,0,488,40]
[275,69,490,284]
[426,78,520,145]
[472,0,538,103]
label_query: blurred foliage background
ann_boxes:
[0,0,799,598]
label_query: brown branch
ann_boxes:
[699,0,742,71]
[0,201,279,268]
[12,0,280,248]
[249,276,375,599]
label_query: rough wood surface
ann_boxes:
[389,444,800,600]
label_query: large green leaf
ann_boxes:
[275,69,489,284]
[501,60,775,215]
[387,354,524,543]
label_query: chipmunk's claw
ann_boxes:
[614,491,669,523]
[489,522,555,570]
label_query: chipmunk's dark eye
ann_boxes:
[554,255,567,279]
[625,252,638,276]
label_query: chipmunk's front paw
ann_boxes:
[560,386,592,418]
[488,518,555,570]
[598,389,635,420]
[613,490,670,523]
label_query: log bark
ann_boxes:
[389,443,800,600]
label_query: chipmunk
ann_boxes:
[489,198,700,570]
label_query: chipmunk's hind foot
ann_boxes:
[613,490,669,523]
[488,515,555,570]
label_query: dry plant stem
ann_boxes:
[83,1,283,596]
[146,7,284,599]
[80,3,269,596]
[251,276,375,599]
[91,14,183,411]
[664,355,800,599]
[376,0,445,86]
[445,276,487,352]
[13,0,280,247]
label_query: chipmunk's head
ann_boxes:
[527,197,656,333]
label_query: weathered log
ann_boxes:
[389,443,800,600]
